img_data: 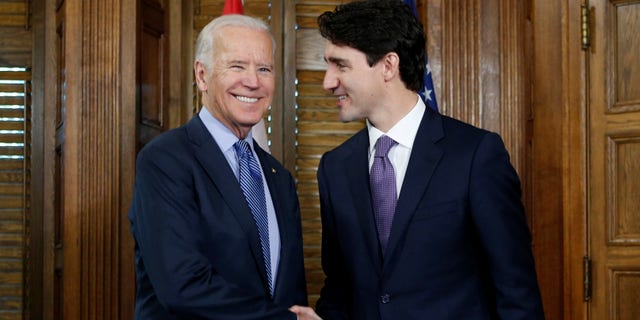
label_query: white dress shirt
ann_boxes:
[367,95,426,199]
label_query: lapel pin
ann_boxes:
[271,168,277,173]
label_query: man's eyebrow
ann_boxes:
[325,57,347,65]
[226,59,248,65]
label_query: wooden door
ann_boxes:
[46,0,139,318]
[588,1,640,319]
[137,0,194,148]
[138,0,169,149]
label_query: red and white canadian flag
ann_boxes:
[222,0,243,15]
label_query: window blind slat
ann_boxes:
[0,67,29,318]
[0,96,25,105]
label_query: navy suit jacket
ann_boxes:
[129,116,307,319]
[315,108,544,319]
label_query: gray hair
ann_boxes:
[194,14,276,71]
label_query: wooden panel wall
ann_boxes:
[0,1,31,319]
[555,0,586,317]
[0,68,30,320]
[54,0,137,319]
[137,0,194,146]
[428,0,529,179]
[0,0,31,66]
[530,1,572,318]
[137,0,169,148]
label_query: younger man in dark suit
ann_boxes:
[128,14,309,319]
[314,1,545,319]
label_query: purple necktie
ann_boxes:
[370,135,398,253]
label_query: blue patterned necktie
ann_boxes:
[370,135,398,253]
[234,140,272,294]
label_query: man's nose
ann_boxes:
[242,69,260,88]
[322,69,338,92]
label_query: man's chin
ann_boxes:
[338,112,359,123]
[246,117,266,128]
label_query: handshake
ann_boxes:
[289,306,322,320]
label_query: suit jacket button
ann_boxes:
[380,294,391,304]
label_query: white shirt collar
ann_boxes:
[367,95,426,154]
[198,107,255,153]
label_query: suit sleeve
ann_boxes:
[315,154,351,320]
[129,144,296,320]
[468,132,545,319]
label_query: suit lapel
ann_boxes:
[384,109,444,270]
[344,130,384,273]
[186,117,270,290]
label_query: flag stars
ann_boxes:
[422,86,433,102]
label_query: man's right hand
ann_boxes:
[289,305,322,320]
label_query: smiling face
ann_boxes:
[194,26,275,138]
[322,41,385,123]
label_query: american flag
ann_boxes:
[403,0,439,112]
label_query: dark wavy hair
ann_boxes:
[317,0,426,92]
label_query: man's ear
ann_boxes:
[381,52,400,82]
[194,60,208,92]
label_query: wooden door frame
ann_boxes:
[30,0,61,318]
[560,0,587,319]
[29,0,139,318]
[29,0,50,317]
[531,0,587,318]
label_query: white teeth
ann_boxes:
[338,95,347,100]
[236,95,258,103]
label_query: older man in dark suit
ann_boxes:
[128,14,308,319]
